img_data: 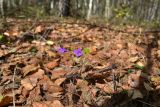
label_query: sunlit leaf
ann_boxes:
[46,40,54,45]
[0,95,3,102]
[73,57,80,63]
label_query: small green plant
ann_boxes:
[0,34,8,43]
[128,69,134,73]
[0,34,4,41]
[83,48,90,55]
[114,5,131,19]
[134,64,144,70]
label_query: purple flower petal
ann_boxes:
[58,47,67,53]
[73,48,83,57]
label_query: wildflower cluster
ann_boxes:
[58,47,83,57]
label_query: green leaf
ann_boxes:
[128,69,134,73]
[29,46,38,53]
[0,35,4,41]
[0,95,3,102]
[70,47,75,51]
[134,64,144,70]
[83,48,90,55]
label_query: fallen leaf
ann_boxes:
[90,46,97,55]
[21,77,38,90]
[22,64,39,76]
[45,92,62,101]
[35,25,43,33]
[144,82,153,91]
[129,56,139,63]
[46,40,54,45]
[45,60,59,69]
[116,43,123,49]
[28,85,42,102]
[53,78,66,86]
[32,102,49,107]
[50,100,64,107]
[39,75,63,93]
[157,50,160,58]
[0,95,13,107]
[96,83,114,93]
[51,68,67,80]
[128,89,143,99]
[76,79,88,89]
[31,69,45,79]
[118,50,128,59]
[151,76,160,86]
[136,61,144,67]
[128,71,141,88]
[45,50,57,57]
[81,90,92,104]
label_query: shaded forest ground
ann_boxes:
[0,18,160,107]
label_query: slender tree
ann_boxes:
[59,0,70,17]
[0,0,4,17]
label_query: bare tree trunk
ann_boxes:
[87,0,93,19]
[0,0,4,17]
[59,0,70,17]
[105,0,111,19]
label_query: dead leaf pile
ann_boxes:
[0,19,160,107]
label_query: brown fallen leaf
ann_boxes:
[45,60,59,69]
[21,77,38,90]
[35,25,44,33]
[76,79,88,89]
[45,50,57,57]
[31,69,45,79]
[118,50,129,59]
[39,75,63,93]
[32,102,49,107]
[50,100,64,107]
[90,46,97,55]
[51,68,68,80]
[96,83,114,93]
[53,78,66,86]
[20,69,44,93]
[128,71,141,88]
[0,95,13,107]
[157,50,160,58]
[129,56,139,63]
[21,86,30,98]
[45,92,62,101]
[81,90,92,104]
[22,64,39,76]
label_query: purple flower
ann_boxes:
[73,48,83,57]
[58,47,67,53]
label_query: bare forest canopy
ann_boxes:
[0,0,160,23]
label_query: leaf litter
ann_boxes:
[0,19,160,107]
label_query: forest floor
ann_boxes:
[0,18,160,107]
